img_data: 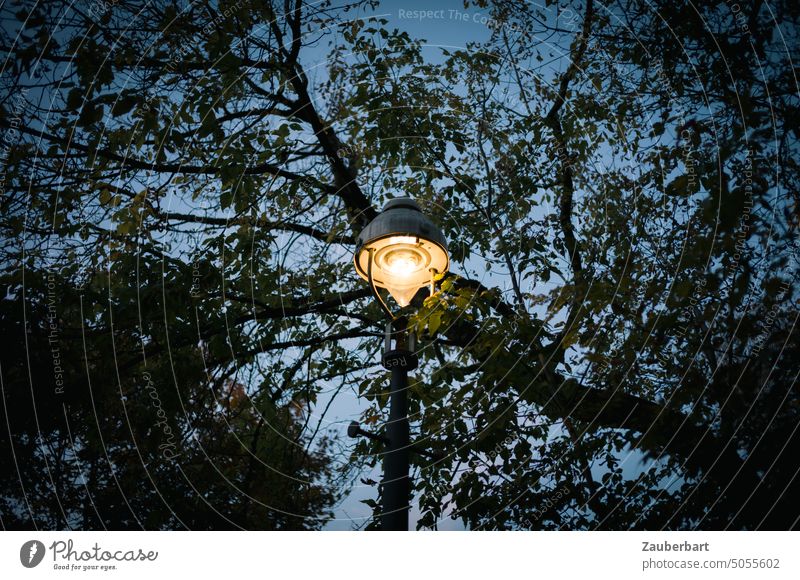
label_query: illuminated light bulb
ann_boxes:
[383,249,423,276]
[380,248,425,306]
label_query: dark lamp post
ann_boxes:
[352,197,449,531]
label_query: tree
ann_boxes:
[1,0,797,530]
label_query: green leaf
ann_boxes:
[428,311,442,335]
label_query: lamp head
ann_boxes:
[354,198,449,307]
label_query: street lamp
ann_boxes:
[352,197,449,531]
[354,197,449,315]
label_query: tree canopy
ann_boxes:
[1,0,798,530]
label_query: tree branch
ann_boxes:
[0,120,332,189]
[544,0,593,283]
[160,211,353,244]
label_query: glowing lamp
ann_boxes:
[354,198,449,312]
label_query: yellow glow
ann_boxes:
[385,285,418,307]
[383,249,423,277]
[388,235,418,245]
[355,233,449,309]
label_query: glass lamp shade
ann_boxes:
[354,198,449,307]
